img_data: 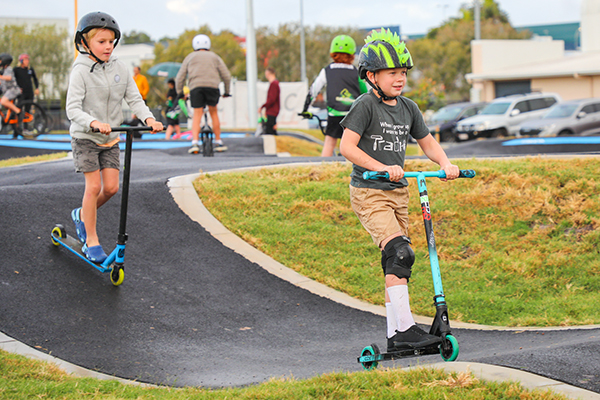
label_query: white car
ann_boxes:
[455,93,561,141]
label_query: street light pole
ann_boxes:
[246,0,258,128]
[474,0,481,40]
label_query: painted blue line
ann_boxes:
[503,137,600,146]
[0,132,249,151]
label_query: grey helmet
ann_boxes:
[75,11,121,57]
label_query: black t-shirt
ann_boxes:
[340,91,429,190]
[13,67,38,97]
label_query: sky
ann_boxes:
[2,0,583,41]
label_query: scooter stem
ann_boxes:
[117,129,133,245]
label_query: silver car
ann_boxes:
[518,98,600,137]
[455,93,561,140]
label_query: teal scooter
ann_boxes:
[51,126,152,286]
[357,169,476,370]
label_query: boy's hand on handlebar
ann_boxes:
[440,163,460,181]
[147,119,164,133]
[383,165,405,182]
[91,121,111,134]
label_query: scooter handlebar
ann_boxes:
[363,169,476,180]
[92,126,157,133]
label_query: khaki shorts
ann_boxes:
[71,138,120,173]
[350,185,410,248]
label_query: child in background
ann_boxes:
[164,78,181,140]
[340,29,459,352]
[66,11,163,263]
[0,53,23,137]
[259,67,280,135]
[302,35,367,156]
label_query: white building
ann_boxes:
[467,0,600,101]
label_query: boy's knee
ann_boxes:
[381,236,415,281]
[103,182,119,197]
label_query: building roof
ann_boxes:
[516,22,581,50]
[467,50,600,81]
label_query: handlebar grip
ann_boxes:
[363,171,389,180]
[458,169,476,178]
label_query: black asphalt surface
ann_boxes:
[1,135,599,391]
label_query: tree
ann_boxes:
[407,0,530,104]
[0,24,72,103]
[122,30,153,44]
[256,24,365,83]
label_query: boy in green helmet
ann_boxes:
[302,34,367,157]
[340,29,460,351]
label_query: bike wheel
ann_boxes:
[202,132,214,157]
[21,101,49,138]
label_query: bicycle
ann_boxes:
[0,98,49,138]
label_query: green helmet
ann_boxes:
[330,35,356,55]
[358,28,413,79]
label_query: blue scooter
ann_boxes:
[51,126,151,286]
[357,169,476,370]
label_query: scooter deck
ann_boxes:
[358,344,440,364]
[51,231,111,273]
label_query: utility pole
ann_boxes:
[300,0,307,82]
[246,0,258,128]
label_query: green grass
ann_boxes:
[0,349,567,399]
[194,157,600,327]
[0,152,67,168]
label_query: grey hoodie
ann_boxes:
[66,54,154,145]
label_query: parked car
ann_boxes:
[518,98,600,137]
[455,93,561,140]
[427,102,487,142]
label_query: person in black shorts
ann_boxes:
[175,34,231,154]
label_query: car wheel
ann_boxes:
[440,130,457,143]
[558,129,573,136]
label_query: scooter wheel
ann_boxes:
[51,224,66,246]
[440,334,459,362]
[110,266,125,286]
[360,344,380,371]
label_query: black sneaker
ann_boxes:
[387,325,442,352]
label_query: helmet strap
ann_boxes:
[365,74,396,102]
[78,34,107,72]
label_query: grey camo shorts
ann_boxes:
[71,138,120,173]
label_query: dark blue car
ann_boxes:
[427,102,487,142]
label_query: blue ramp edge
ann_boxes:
[503,137,600,146]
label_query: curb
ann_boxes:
[0,332,153,387]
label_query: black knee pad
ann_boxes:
[381,236,415,281]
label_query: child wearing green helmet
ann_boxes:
[302,34,367,157]
[339,28,461,352]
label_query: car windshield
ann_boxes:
[430,106,462,123]
[543,104,578,119]
[480,102,511,115]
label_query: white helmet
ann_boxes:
[192,34,211,50]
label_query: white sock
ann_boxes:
[387,285,415,332]
[192,140,198,145]
[385,302,396,338]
